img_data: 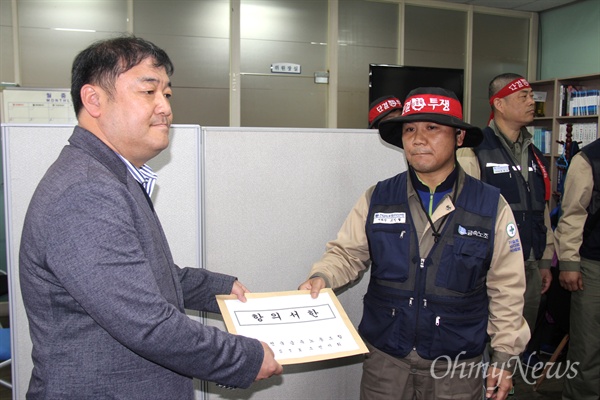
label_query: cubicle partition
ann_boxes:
[3,125,405,399]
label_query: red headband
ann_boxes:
[402,94,463,119]
[369,98,402,124]
[490,78,531,105]
[488,78,531,123]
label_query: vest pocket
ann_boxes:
[358,290,413,357]
[427,310,488,359]
[368,223,411,282]
[435,236,489,293]
[484,165,520,204]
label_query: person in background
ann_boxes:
[368,95,403,129]
[299,87,529,400]
[19,36,282,399]
[555,138,600,400]
[457,73,554,352]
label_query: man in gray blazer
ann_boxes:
[19,36,282,399]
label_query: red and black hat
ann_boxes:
[378,87,483,149]
[368,95,403,129]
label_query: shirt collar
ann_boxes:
[115,153,158,197]
[491,120,531,149]
[409,165,458,194]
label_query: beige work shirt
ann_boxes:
[456,122,555,269]
[309,167,530,367]
[555,152,594,271]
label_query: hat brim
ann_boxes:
[378,113,483,149]
[369,108,401,129]
[368,116,381,129]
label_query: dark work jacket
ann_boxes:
[359,172,499,360]
[474,127,548,260]
[580,140,600,261]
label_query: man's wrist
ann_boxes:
[309,273,331,288]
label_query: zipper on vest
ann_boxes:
[412,258,427,351]
[435,316,441,326]
[429,192,434,215]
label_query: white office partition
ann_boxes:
[2,124,201,399]
[201,127,405,400]
[3,124,406,400]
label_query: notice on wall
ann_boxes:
[1,88,77,124]
[216,289,368,365]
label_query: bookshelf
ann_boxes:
[530,73,600,208]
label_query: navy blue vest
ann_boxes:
[580,140,600,261]
[359,171,500,360]
[474,127,547,260]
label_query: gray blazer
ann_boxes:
[19,127,263,399]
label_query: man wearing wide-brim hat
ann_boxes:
[299,87,529,400]
[368,95,403,129]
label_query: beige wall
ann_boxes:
[1,0,538,129]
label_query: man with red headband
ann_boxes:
[368,95,403,129]
[299,87,529,400]
[458,73,555,361]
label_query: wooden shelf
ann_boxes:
[530,73,600,209]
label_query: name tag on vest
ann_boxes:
[490,164,510,174]
[373,212,406,224]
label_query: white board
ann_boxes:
[0,88,77,124]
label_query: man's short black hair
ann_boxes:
[71,35,174,116]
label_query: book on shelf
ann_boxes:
[559,86,599,116]
[559,85,567,116]
[559,85,576,116]
[574,89,599,116]
[556,122,598,154]
[527,126,552,154]
[533,91,547,117]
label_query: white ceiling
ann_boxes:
[435,0,579,12]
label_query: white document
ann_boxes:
[216,289,368,365]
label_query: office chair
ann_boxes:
[0,327,10,389]
[0,272,11,390]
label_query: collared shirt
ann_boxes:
[410,166,458,216]
[115,153,158,197]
